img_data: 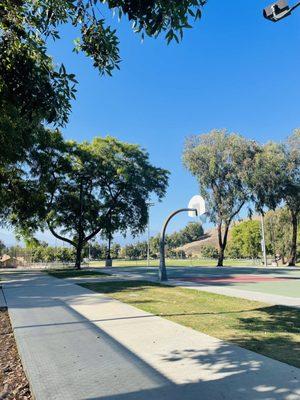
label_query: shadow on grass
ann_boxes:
[233,304,300,367]
[48,269,110,279]
[81,280,163,293]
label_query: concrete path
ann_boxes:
[2,271,300,400]
[170,280,300,308]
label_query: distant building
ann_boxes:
[0,254,26,268]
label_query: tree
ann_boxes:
[122,244,140,260]
[264,208,292,264]
[3,129,67,239]
[245,142,288,214]
[0,240,5,256]
[111,243,121,259]
[0,1,203,229]
[165,222,204,249]
[88,243,107,260]
[227,220,261,259]
[33,136,169,268]
[183,129,258,266]
[201,244,218,259]
[244,135,299,266]
[180,222,204,243]
[1,1,205,77]
[0,7,76,162]
[0,0,205,153]
[283,131,300,266]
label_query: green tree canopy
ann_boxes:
[0,239,5,255]
[30,135,169,268]
[243,132,299,265]
[283,130,300,265]
[0,1,202,232]
[227,220,261,259]
[180,222,204,243]
[264,208,293,264]
[183,129,258,266]
[245,141,288,214]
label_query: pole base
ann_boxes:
[105,258,112,267]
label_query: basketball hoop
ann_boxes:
[188,195,206,217]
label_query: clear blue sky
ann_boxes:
[2,0,300,245]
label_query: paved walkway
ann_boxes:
[2,271,300,400]
[170,280,300,308]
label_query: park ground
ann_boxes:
[89,258,265,268]
[1,264,300,399]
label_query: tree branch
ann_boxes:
[47,221,76,247]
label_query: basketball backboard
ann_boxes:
[188,195,206,217]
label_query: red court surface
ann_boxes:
[180,275,292,284]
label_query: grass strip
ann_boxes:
[47,269,110,279]
[80,280,300,368]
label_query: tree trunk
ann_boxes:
[216,223,230,267]
[216,223,223,267]
[75,243,83,269]
[217,247,224,267]
[288,211,298,266]
[107,235,112,260]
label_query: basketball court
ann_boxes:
[177,271,300,298]
[106,265,300,300]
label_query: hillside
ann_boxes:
[178,216,260,257]
[177,226,227,257]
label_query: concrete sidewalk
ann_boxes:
[2,271,300,400]
[170,280,300,309]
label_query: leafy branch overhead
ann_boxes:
[1,1,206,77]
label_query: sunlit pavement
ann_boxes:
[1,271,300,400]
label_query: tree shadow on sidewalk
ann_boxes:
[3,272,300,399]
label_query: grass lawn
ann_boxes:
[80,280,300,368]
[47,269,110,279]
[88,258,261,268]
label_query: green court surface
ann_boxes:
[222,280,300,298]
[170,269,300,299]
[94,265,300,300]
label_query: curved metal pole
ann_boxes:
[159,208,198,281]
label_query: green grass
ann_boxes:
[47,269,110,279]
[88,258,260,268]
[80,280,300,368]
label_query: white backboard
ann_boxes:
[188,195,206,217]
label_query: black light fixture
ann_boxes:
[263,0,300,21]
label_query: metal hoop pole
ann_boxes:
[159,208,198,281]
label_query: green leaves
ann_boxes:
[183,130,257,225]
[79,20,120,76]
[183,129,259,265]
[227,220,261,259]
[30,135,169,253]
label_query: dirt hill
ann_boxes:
[178,216,260,257]
[177,226,226,257]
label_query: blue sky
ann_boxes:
[2,0,300,246]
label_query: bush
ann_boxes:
[201,245,218,258]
